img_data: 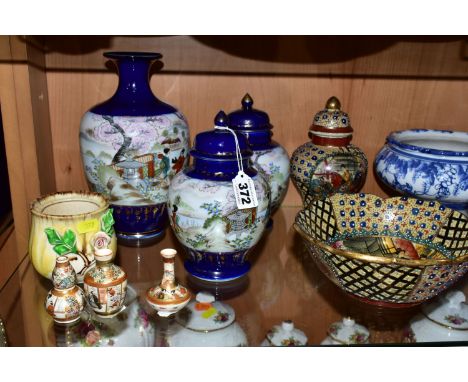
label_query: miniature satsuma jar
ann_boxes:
[45,256,85,324]
[321,317,369,345]
[79,52,190,246]
[261,320,308,346]
[403,290,468,343]
[146,248,191,316]
[290,96,367,205]
[167,291,248,346]
[167,111,271,282]
[83,248,127,317]
[227,94,290,214]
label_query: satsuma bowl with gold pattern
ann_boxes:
[294,193,468,308]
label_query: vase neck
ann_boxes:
[90,56,177,116]
[187,157,256,181]
[162,257,176,290]
[115,58,155,101]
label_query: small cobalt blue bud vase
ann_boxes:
[167,111,271,282]
[228,94,290,213]
[79,52,190,246]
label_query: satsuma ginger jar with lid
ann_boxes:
[290,96,367,205]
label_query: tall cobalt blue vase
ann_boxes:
[167,111,271,282]
[80,52,190,246]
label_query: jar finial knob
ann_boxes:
[241,93,253,110]
[281,320,294,332]
[214,110,228,127]
[326,96,341,110]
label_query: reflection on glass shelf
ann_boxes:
[48,286,155,347]
[2,207,468,346]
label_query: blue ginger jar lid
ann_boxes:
[227,94,275,150]
[188,111,255,180]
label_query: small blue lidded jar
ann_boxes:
[167,111,271,282]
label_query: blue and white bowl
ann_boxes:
[375,129,468,215]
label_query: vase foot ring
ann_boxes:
[116,230,165,247]
[184,261,251,283]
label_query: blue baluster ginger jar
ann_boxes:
[228,94,289,213]
[79,52,190,246]
[167,111,271,282]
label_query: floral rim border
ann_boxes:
[175,313,236,334]
[327,332,368,345]
[422,313,468,331]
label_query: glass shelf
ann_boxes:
[1,206,467,346]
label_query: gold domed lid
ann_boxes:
[309,96,354,146]
[312,96,352,130]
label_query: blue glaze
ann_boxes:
[227,94,276,150]
[91,52,176,116]
[184,249,251,282]
[227,94,290,215]
[375,130,468,214]
[111,203,168,236]
[228,94,271,130]
[167,110,270,282]
[187,111,256,181]
[191,111,252,159]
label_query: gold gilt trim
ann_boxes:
[294,223,468,267]
[422,313,468,331]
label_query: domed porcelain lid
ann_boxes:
[422,290,468,330]
[190,111,252,161]
[227,94,271,131]
[266,320,308,346]
[309,96,353,146]
[175,291,235,332]
[327,317,369,344]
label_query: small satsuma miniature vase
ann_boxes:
[45,256,85,324]
[290,96,367,205]
[167,111,271,282]
[228,94,289,213]
[146,248,191,317]
[83,248,127,317]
